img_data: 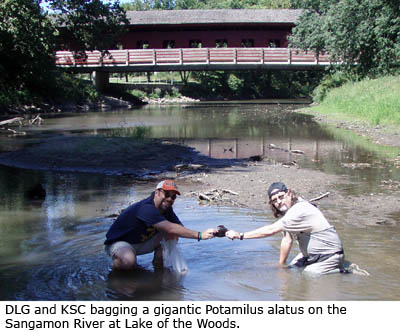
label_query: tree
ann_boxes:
[122,0,294,10]
[47,0,129,51]
[175,0,203,9]
[289,0,400,77]
[122,0,154,10]
[153,0,176,9]
[0,0,56,93]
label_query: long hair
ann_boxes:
[269,189,298,218]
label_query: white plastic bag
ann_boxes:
[161,239,188,274]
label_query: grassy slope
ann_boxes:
[311,75,400,127]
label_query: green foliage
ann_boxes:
[290,0,400,78]
[0,87,35,108]
[127,86,181,100]
[149,87,162,98]
[0,0,57,94]
[122,0,294,10]
[189,70,323,99]
[1,1,130,109]
[153,0,175,9]
[0,73,100,108]
[175,0,203,9]
[129,89,147,100]
[48,0,129,50]
[311,75,400,126]
[191,71,230,98]
[122,0,153,10]
[312,70,359,102]
[53,73,100,102]
[170,86,181,98]
[227,73,244,92]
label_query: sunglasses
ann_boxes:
[270,193,286,204]
[160,189,177,200]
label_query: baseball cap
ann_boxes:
[268,182,288,199]
[156,180,180,195]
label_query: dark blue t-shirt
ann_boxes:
[104,194,182,245]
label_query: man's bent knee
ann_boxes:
[113,247,137,270]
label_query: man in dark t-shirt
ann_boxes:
[105,180,217,270]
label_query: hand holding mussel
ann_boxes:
[213,225,228,237]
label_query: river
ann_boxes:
[0,102,399,300]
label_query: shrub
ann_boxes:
[170,87,181,98]
[149,88,162,99]
[129,89,147,100]
[312,70,360,103]
[53,73,100,102]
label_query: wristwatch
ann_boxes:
[239,233,244,240]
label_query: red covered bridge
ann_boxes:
[120,9,300,49]
[56,9,331,89]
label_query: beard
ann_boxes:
[278,204,288,214]
[159,200,172,212]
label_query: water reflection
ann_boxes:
[106,266,186,301]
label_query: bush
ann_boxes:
[52,73,100,102]
[312,70,360,103]
[149,88,162,99]
[170,87,181,98]
[0,87,35,107]
[227,74,244,96]
[0,72,101,110]
[129,89,147,100]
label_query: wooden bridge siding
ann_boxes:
[55,48,331,72]
[120,28,291,49]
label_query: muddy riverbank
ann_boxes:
[180,157,400,227]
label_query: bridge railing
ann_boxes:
[55,48,331,68]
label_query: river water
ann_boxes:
[0,103,399,301]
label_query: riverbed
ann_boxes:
[0,103,399,300]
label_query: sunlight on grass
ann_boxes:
[312,75,400,126]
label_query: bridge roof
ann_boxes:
[126,9,302,26]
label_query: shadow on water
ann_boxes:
[106,266,186,301]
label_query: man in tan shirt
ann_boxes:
[226,182,345,275]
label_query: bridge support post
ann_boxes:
[92,71,109,92]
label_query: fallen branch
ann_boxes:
[290,149,304,154]
[7,128,26,135]
[309,192,330,202]
[198,192,213,201]
[0,127,26,135]
[190,188,243,207]
[222,189,238,195]
[0,115,43,136]
[29,114,43,125]
[0,117,24,127]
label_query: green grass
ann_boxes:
[311,75,400,126]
